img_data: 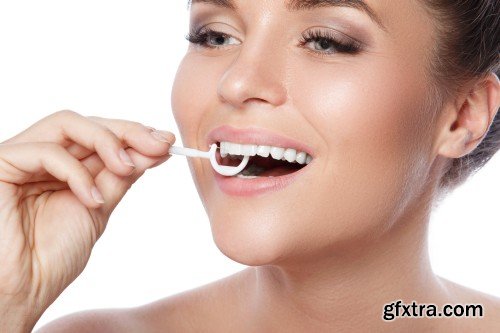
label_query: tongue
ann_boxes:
[249,155,303,176]
[258,165,299,177]
[216,151,304,177]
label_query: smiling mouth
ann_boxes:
[215,141,313,178]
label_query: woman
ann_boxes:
[1,0,499,332]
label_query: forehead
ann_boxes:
[190,0,374,11]
[187,0,437,80]
[188,0,434,37]
[189,0,387,31]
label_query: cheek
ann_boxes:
[172,57,197,145]
[171,55,215,200]
[288,56,433,233]
[171,54,221,147]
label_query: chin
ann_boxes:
[207,209,292,266]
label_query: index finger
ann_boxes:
[5,110,176,172]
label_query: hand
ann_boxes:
[0,110,175,330]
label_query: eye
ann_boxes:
[185,27,241,49]
[298,29,362,55]
[185,26,362,55]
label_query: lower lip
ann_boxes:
[212,161,311,197]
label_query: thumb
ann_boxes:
[94,137,176,221]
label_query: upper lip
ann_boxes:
[206,125,315,156]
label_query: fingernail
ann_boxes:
[119,148,135,167]
[91,186,105,204]
[151,130,174,144]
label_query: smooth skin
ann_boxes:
[3,0,500,332]
[0,110,176,332]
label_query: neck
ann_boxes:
[247,193,449,332]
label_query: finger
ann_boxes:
[0,142,105,208]
[79,147,173,178]
[18,141,169,184]
[21,181,70,198]
[11,151,103,184]
[46,122,175,167]
[2,110,80,144]
[7,111,137,176]
[92,147,175,218]
[53,120,176,161]
[30,144,171,182]
[4,142,114,185]
[87,116,176,157]
[7,110,176,176]
[66,142,94,160]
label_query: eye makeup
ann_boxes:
[185,25,363,56]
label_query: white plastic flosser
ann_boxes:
[168,143,249,176]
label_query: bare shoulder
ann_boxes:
[437,275,500,332]
[36,269,252,333]
[134,268,252,332]
[35,308,144,333]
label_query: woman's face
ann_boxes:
[172,0,439,265]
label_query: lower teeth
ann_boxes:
[236,163,266,177]
[236,174,259,179]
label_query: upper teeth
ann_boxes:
[219,141,313,165]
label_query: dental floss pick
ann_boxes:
[168,143,250,177]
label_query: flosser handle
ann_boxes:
[168,145,211,159]
[168,144,250,177]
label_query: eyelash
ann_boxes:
[185,27,362,56]
[185,27,230,49]
[298,29,362,55]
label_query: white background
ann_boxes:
[0,1,497,330]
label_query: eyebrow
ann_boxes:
[188,0,387,32]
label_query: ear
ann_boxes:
[436,72,500,159]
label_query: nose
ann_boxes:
[217,40,288,109]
